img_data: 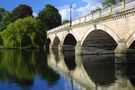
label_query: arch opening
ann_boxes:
[127,40,135,53]
[129,41,135,49]
[82,30,118,53]
[46,38,51,48]
[63,34,77,51]
[52,36,60,48]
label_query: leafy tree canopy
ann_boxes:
[102,0,116,7]
[11,4,33,22]
[38,4,62,30]
[102,0,123,7]
[2,17,46,48]
[63,20,70,24]
[0,8,11,31]
[91,8,101,13]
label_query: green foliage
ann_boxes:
[102,0,116,7]
[0,33,3,45]
[63,20,70,24]
[38,4,62,30]
[11,4,33,22]
[91,8,101,13]
[0,8,11,31]
[2,17,46,48]
[0,49,60,86]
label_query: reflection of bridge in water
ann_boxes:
[47,49,135,90]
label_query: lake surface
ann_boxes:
[0,49,135,90]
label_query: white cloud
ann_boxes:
[59,0,102,21]
[76,1,102,17]
[33,12,38,17]
[59,5,70,20]
[59,3,77,20]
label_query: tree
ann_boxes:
[11,4,33,22]
[102,0,116,7]
[2,17,46,48]
[0,8,11,31]
[38,4,62,30]
[91,8,101,13]
[63,20,70,24]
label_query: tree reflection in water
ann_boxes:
[0,49,60,89]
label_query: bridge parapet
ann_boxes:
[47,0,135,35]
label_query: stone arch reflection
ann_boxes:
[115,54,135,89]
[63,51,77,71]
[52,48,60,63]
[82,54,116,86]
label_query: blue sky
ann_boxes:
[0,0,104,20]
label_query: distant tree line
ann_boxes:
[0,4,62,48]
[91,0,123,13]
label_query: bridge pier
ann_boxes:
[75,41,82,55]
[115,42,127,54]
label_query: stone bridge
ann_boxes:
[47,0,135,54]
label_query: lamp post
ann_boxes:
[70,4,72,27]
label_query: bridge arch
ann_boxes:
[81,25,120,45]
[62,32,78,46]
[52,36,60,48]
[62,31,79,44]
[63,33,77,46]
[46,38,51,46]
[81,25,120,51]
[62,33,77,51]
[126,32,135,49]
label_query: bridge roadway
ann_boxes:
[47,0,135,54]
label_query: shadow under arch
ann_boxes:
[63,33,77,51]
[81,29,118,53]
[82,54,116,86]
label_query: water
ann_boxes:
[0,49,135,90]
